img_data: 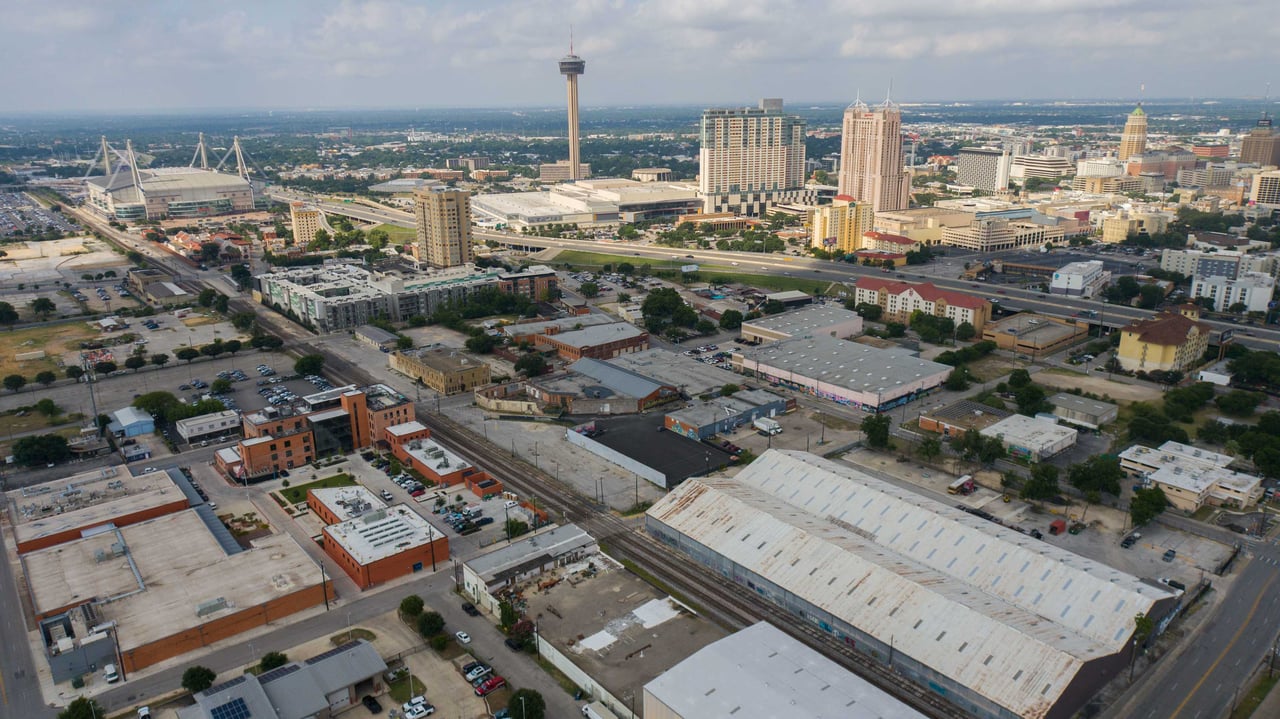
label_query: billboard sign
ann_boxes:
[680,264,700,273]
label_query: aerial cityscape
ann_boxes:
[2,3,1280,719]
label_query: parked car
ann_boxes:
[461,602,480,617]
[464,664,490,682]
[361,695,382,713]
[455,631,471,644]
[505,637,523,652]
[474,676,506,696]
[1163,549,1177,562]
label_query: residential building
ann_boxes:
[643,621,927,719]
[956,147,1012,193]
[1190,272,1276,313]
[353,324,400,351]
[1158,249,1276,280]
[1048,393,1118,430]
[919,400,1012,439]
[445,156,490,171]
[413,188,474,268]
[646,450,1179,719]
[731,335,951,413]
[862,230,922,254]
[497,264,558,300]
[538,160,592,181]
[1119,441,1262,511]
[1176,162,1245,189]
[390,347,491,395]
[699,99,812,215]
[837,99,910,212]
[940,217,1065,252]
[808,195,873,254]
[1009,154,1074,181]
[1241,114,1280,168]
[1101,211,1170,244]
[853,277,992,330]
[1051,260,1111,297]
[1116,306,1212,372]
[739,305,864,344]
[289,202,322,246]
[1251,170,1280,208]
[979,414,1078,461]
[1118,105,1148,161]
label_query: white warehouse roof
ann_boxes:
[646,450,1175,719]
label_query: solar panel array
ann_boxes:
[210,697,251,719]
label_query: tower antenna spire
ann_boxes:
[570,24,574,54]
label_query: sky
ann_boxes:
[1,0,1276,113]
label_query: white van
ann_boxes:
[103,663,120,683]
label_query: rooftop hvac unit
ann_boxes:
[111,542,127,557]
[195,597,228,617]
[94,549,111,563]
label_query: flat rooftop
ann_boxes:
[920,399,1012,432]
[466,524,595,586]
[323,505,441,564]
[396,347,487,374]
[504,314,617,338]
[1120,442,1233,470]
[399,437,471,476]
[9,466,184,549]
[525,556,728,714]
[733,335,950,393]
[980,414,1078,447]
[741,304,862,337]
[593,413,735,485]
[309,487,386,522]
[1049,392,1118,417]
[984,314,1083,348]
[541,322,645,348]
[386,420,428,438]
[1149,464,1261,496]
[24,510,320,651]
[607,348,739,397]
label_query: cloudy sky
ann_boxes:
[2,0,1274,113]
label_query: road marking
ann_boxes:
[0,660,7,705]
[1169,573,1278,719]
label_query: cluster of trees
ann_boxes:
[3,370,60,393]
[1228,347,1280,393]
[1102,275,1165,309]
[935,340,997,367]
[1198,412,1280,478]
[133,391,228,424]
[13,433,72,467]
[909,311,975,344]
[641,287,697,335]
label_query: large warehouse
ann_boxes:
[86,167,255,220]
[646,450,1179,719]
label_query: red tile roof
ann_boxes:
[1123,312,1210,346]
[863,231,917,246]
[854,250,906,260]
[855,277,987,310]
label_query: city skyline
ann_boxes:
[1,0,1275,114]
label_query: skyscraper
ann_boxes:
[290,201,321,245]
[413,188,474,268]
[1241,113,1280,168]
[698,98,813,216]
[559,42,586,182]
[837,99,910,212]
[1118,105,1148,161]
[956,148,1012,193]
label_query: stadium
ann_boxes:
[84,135,260,220]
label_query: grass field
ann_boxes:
[551,250,839,293]
[280,473,356,505]
[372,223,417,243]
[0,322,99,378]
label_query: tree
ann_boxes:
[1014,384,1049,416]
[720,383,740,396]
[213,294,229,313]
[504,518,530,539]
[955,321,976,341]
[579,281,600,298]
[498,600,520,632]
[718,309,743,329]
[1067,455,1123,496]
[1130,487,1169,526]
[3,374,26,392]
[197,288,218,307]
[944,367,970,391]
[1007,369,1032,389]
[850,302,883,321]
[416,611,445,638]
[0,301,17,329]
[211,378,233,394]
[224,339,242,355]
[125,355,147,372]
[641,288,696,332]
[35,370,57,386]
[200,340,225,358]
[508,689,547,719]
[918,437,943,464]
[399,594,425,618]
[58,697,107,719]
[229,263,253,290]
[30,297,56,318]
[1216,390,1263,417]
[13,434,71,466]
[514,353,547,377]
[1020,464,1060,502]
[395,335,414,350]
[294,354,325,375]
[230,311,257,331]
[259,651,288,672]
[176,347,200,363]
[861,414,892,449]
[200,242,222,264]
[182,665,217,694]
[65,366,84,380]
[465,333,498,354]
[93,361,116,375]
[34,398,60,417]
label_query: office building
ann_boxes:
[1120,441,1262,511]
[808,194,874,253]
[956,147,1012,193]
[1190,272,1276,313]
[1118,105,1148,161]
[1241,114,1280,168]
[538,160,592,182]
[837,99,910,212]
[289,202,322,246]
[1101,211,1170,244]
[1050,260,1110,297]
[1251,169,1280,208]
[940,217,1066,252]
[1009,154,1074,181]
[497,264,558,299]
[646,450,1179,719]
[1126,150,1196,180]
[413,188,474,268]
[1116,306,1211,372]
[559,45,586,181]
[978,414,1078,462]
[390,347,491,395]
[1072,175,1146,194]
[699,99,812,215]
[1160,248,1279,280]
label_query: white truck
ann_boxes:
[752,417,782,436]
[582,702,621,719]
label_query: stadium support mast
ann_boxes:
[100,135,112,176]
[190,132,210,169]
[125,139,144,199]
[232,136,249,182]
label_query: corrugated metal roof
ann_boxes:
[570,357,667,398]
[647,450,1174,719]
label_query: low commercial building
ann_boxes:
[498,264,558,300]
[664,389,790,440]
[390,347,491,395]
[503,314,619,342]
[853,278,991,330]
[644,621,927,719]
[525,358,679,414]
[106,406,154,438]
[461,524,599,615]
[979,414,1078,461]
[353,324,400,351]
[321,505,449,589]
[532,322,650,361]
[608,348,739,398]
[1119,441,1261,511]
[940,217,1066,252]
[175,409,242,444]
[306,486,386,524]
[179,640,386,719]
[472,178,704,228]
[739,305,863,344]
[981,313,1090,357]
[1049,393,1118,430]
[1051,260,1110,297]
[731,335,951,413]
[1190,272,1276,313]
[386,425,503,497]
[1197,360,1234,386]
[1116,307,1212,373]
[918,400,1012,439]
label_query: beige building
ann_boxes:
[873,207,974,244]
[289,202,322,246]
[1101,211,1170,243]
[1251,170,1280,208]
[390,347,491,395]
[699,99,812,215]
[1116,306,1211,373]
[809,195,874,253]
[1240,115,1280,168]
[1072,175,1145,194]
[940,217,1065,252]
[1118,105,1148,161]
[837,100,910,212]
[1119,441,1262,512]
[538,160,592,182]
[413,188,474,268]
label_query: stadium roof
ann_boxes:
[646,450,1176,719]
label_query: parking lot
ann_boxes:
[0,191,80,237]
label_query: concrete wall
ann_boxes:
[535,634,637,719]
[565,429,666,488]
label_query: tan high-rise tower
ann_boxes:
[290,201,322,245]
[1241,114,1280,168]
[559,41,586,182]
[837,99,909,212]
[1118,105,1148,161]
[413,189,473,268]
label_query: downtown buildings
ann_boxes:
[698,99,813,215]
[837,99,910,212]
[413,188,474,268]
